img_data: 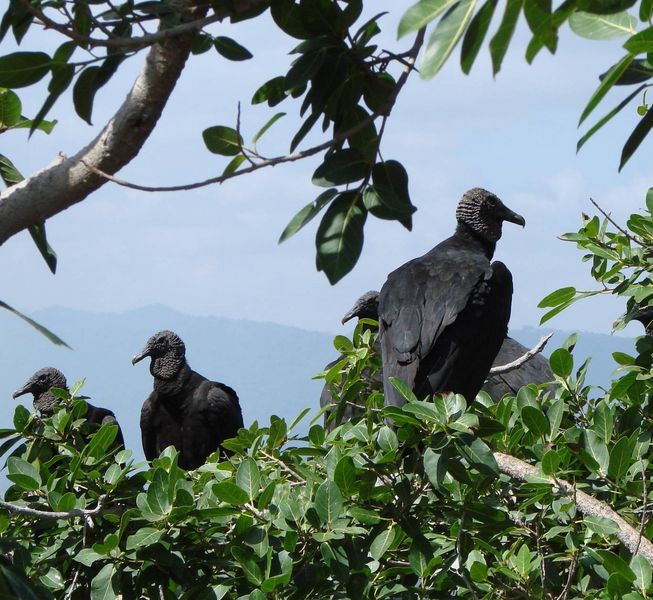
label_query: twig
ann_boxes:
[260,450,306,484]
[0,495,108,520]
[554,552,578,600]
[488,334,553,376]
[635,456,648,556]
[78,27,427,193]
[589,198,643,246]
[495,452,653,565]
[19,0,225,49]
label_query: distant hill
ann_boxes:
[0,305,643,462]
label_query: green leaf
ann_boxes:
[236,458,261,501]
[251,76,287,107]
[213,481,249,505]
[397,0,457,38]
[521,406,550,437]
[538,286,576,308]
[370,526,395,560]
[549,348,573,378]
[365,160,416,229]
[489,0,523,76]
[31,63,74,136]
[593,401,613,443]
[0,88,20,127]
[222,154,245,177]
[569,11,636,39]
[314,480,343,524]
[202,126,243,156]
[334,456,357,496]
[87,424,119,460]
[541,450,560,474]
[460,0,498,74]
[377,425,398,451]
[619,100,653,171]
[608,436,632,480]
[631,554,652,591]
[125,527,163,551]
[580,54,634,125]
[214,36,253,61]
[12,405,30,432]
[0,52,50,88]
[408,537,433,577]
[389,377,419,403]
[420,0,477,80]
[456,436,499,476]
[7,456,40,490]
[315,191,367,284]
[312,148,370,187]
[72,56,125,125]
[252,111,285,144]
[577,84,648,152]
[585,429,609,473]
[624,25,653,54]
[278,188,337,243]
[74,548,105,567]
[423,447,447,487]
[90,564,118,600]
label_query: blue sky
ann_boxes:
[2,3,651,338]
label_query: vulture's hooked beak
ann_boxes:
[12,384,31,399]
[341,306,359,325]
[501,205,526,228]
[131,347,150,365]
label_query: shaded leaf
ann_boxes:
[397,0,457,39]
[489,0,522,76]
[0,52,50,88]
[214,36,253,61]
[619,101,653,171]
[580,54,634,125]
[203,126,243,156]
[0,300,69,347]
[460,0,498,74]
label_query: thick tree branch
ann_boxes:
[0,495,107,520]
[495,452,653,565]
[0,0,266,246]
[488,334,553,376]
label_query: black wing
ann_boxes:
[85,403,125,447]
[140,393,182,462]
[379,243,493,406]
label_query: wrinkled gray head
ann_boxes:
[342,291,380,324]
[13,367,68,415]
[456,188,525,242]
[132,330,187,380]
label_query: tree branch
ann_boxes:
[488,333,553,376]
[19,0,224,49]
[0,495,107,520]
[495,452,653,565]
[76,27,427,193]
[0,0,267,246]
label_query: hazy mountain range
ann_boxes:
[0,305,643,462]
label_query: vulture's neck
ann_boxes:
[154,361,192,396]
[34,391,60,416]
[454,223,496,259]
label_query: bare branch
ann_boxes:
[0,495,107,520]
[589,197,642,246]
[488,333,553,376]
[19,0,223,49]
[76,27,427,193]
[495,452,653,566]
[0,0,267,246]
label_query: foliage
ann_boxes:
[5,207,653,598]
[2,0,653,288]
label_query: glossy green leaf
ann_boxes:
[388,377,419,403]
[585,429,610,473]
[126,527,164,551]
[624,25,653,54]
[0,52,50,88]
[423,447,447,486]
[315,191,367,284]
[549,348,573,378]
[608,436,632,480]
[7,456,40,490]
[90,564,117,600]
[279,189,337,243]
[580,54,634,125]
[538,286,576,308]
[252,112,286,144]
[541,449,560,474]
[214,480,249,505]
[521,406,550,437]
[334,456,357,496]
[214,36,253,61]
[397,0,457,39]
[593,401,613,443]
[420,0,477,79]
[236,459,261,501]
[619,100,653,171]
[460,0,498,74]
[312,149,370,187]
[631,554,652,591]
[202,126,244,156]
[569,11,636,39]
[251,76,287,107]
[314,480,343,524]
[489,0,522,76]
[370,527,395,560]
[0,88,20,127]
[456,436,499,476]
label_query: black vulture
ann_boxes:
[320,291,382,431]
[12,367,125,446]
[379,187,525,406]
[482,337,554,401]
[132,330,243,470]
